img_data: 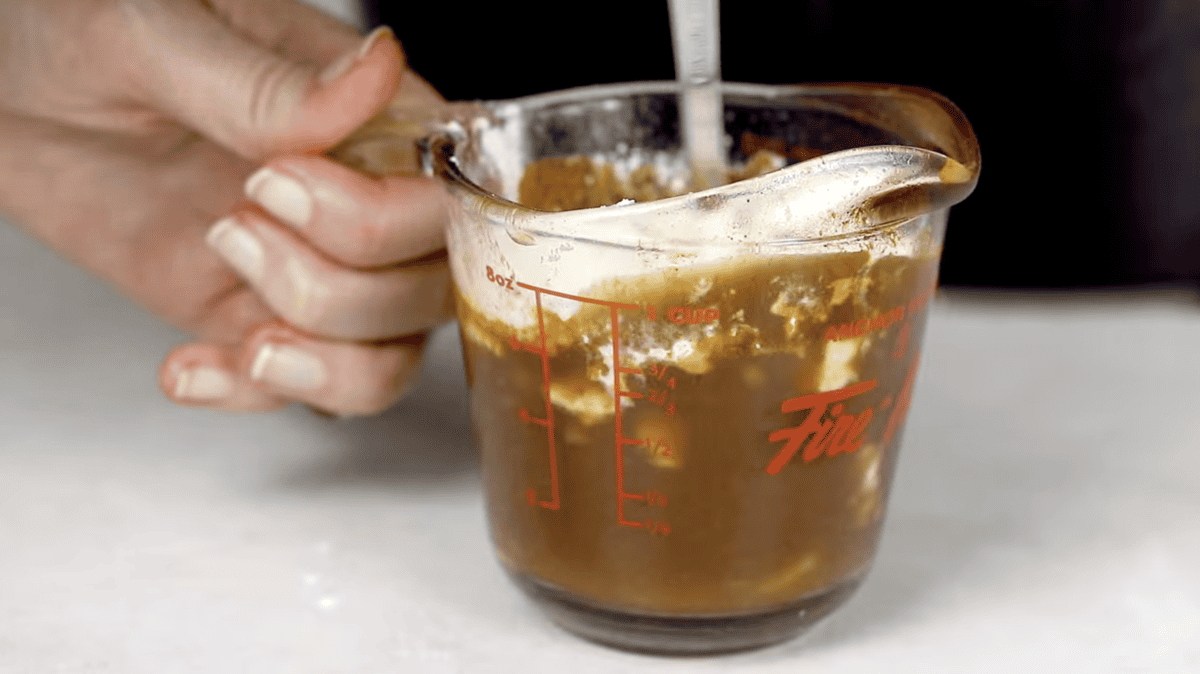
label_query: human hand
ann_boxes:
[0,0,449,416]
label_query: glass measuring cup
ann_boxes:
[337,81,979,654]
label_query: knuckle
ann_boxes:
[270,256,336,333]
[334,396,395,418]
[334,352,415,417]
[344,214,392,266]
[335,382,406,418]
[244,59,309,150]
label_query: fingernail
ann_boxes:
[251,344,327,392]
[206,217,265,283]
[318,26,394,85]
[245,167,313,229]
[305,404,339,420]
[174,366,235,401]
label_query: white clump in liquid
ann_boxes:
[671,339,696,361]
[689,276,713,303]
[548,381,616,426]
[862,452,881,492]
[558,333,703,421]
[593,337,633,412]
[601,198,638,208]
[818,337,865,392]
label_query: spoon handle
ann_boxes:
[668,0,725,190]
[669,0,721,85]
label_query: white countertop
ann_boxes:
[3,205,1199,673]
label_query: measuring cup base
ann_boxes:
[513,574,862,656]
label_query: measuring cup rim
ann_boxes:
[420,81,980,250]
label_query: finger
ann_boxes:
[238,322,427,418]
[203,210,453,340]
[200,0,444,122]
[123,1,402,158]
[160,342,287,412]
[241,154,446,267]
[206,0,366,65]
[205,0,447,143]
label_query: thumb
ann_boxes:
[126,2,403,159]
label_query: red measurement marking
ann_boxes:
[610,303,646,528]
[533,290,559,510]
[485,265,516,290]
[825,306,905,342]
[508,290,559,510]
[509,334,545,357]
[667,307,720,324]
[892,321,913,361]
[517,408,551,427]
[646,390,671,406]
[516,282,640,312]
[644,520,671,535]
[645,490,668,507]
[511,280,672,532]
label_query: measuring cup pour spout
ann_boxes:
[418,82,978,257]
[401,81,980,655]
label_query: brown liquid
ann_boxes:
[517,151,786,210]
[458,155,939,617]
